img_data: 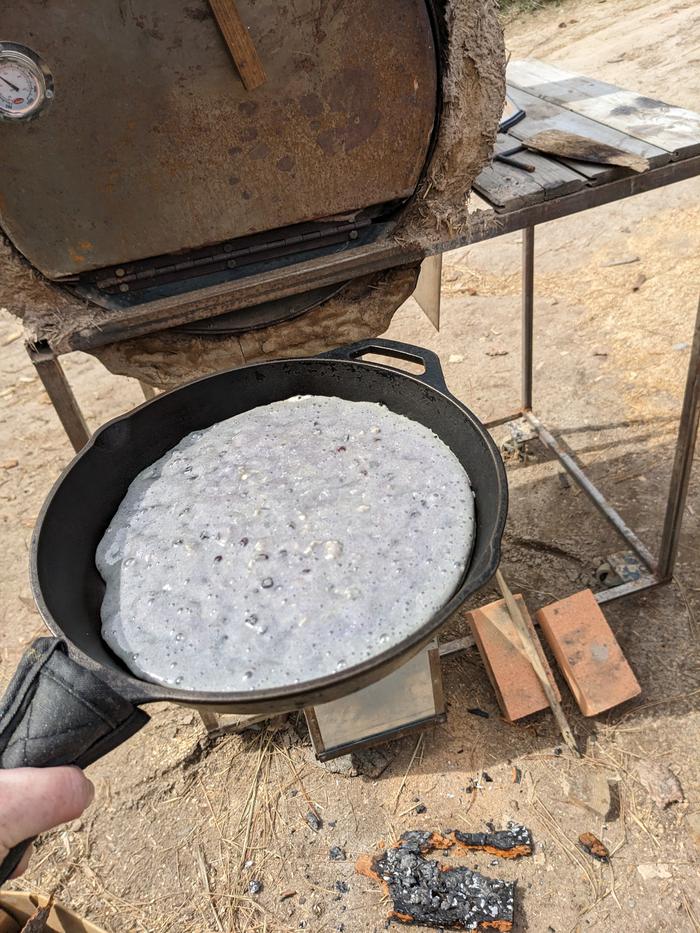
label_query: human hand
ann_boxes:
[0,767,95,878]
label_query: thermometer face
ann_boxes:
[0,45,53,121]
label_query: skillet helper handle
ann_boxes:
[320,338,449,393]
[0,638,149,886]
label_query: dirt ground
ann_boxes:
[1,0,700,930]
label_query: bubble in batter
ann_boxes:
[96,397,476,691]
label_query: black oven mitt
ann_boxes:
[0,637,149,884]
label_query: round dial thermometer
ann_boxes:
[0,43,53,121]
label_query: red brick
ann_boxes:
[468,595,561,722]
[535,589,641,716]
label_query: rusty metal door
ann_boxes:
[0,1,437,279]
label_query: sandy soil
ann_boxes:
[1,0,700,930]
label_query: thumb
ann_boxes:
[0,767,95,856]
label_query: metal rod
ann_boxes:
[438,634,476,657]
[656,297,700,581]
[521,226,535,411]
[30,349,91,452]
[484,411,524,430]
[595,574,660,604]
[523,410,657,572]
[197,710,221,734]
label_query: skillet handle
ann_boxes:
[318,339,450,393]
[0,638,149,885]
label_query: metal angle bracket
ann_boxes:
[413,253,442,331]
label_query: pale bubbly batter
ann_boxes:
[96,397,475,691]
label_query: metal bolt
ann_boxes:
[115,268,126,277]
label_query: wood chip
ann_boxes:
[578,832,610,862]
[19,895,54,933]
[1,460,19,470]
[1,330,22,347]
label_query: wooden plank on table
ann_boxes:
[506,85,670,184]
[474,161,544,211]
[507,59,700,159]
[475,134,585,210]
[495,133,587,197]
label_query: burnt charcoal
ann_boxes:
[358,846,515,930]
[329,846,347,861]
[451,826,533,859]
[396,826,533,860]
[415,803,427,814]
[305,810,323,832]
[335,880,350,894]
[248,879,263,895]
[398,831,446,854]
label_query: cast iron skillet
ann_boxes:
[0,339,507,881]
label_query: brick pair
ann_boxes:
[468,588,641,721]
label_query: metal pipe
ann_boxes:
[523,410,657,572]
[656,297,700,581]
[521,226,535,411]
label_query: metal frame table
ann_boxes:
[25,60,700,607]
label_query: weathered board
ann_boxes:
[505,85,670,184]
[475,161,545,211]
[474,134,585,211]
[507,60,700,159]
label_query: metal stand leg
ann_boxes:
[29,347,90,452]
[656,298,700,581]
[521,226,535,412]
[198,710,221,734]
